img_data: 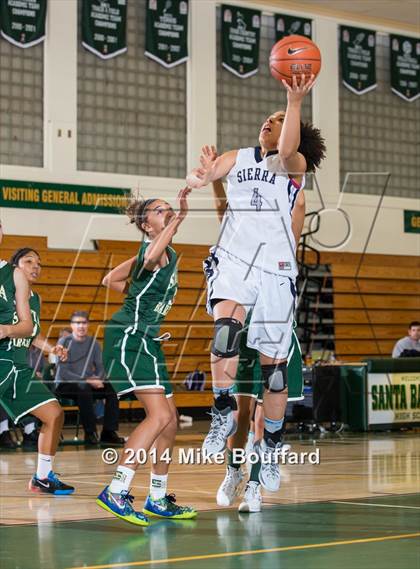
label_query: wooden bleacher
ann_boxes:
[316,252,420,362]
[3,235,419,374]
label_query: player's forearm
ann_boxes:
[291,190,306,245]
[186,169,208,189]
[102,257,136,290]
[277,101,302,160]
[187,151,237,188]
[212,180,227,222]
[2,320,33,338]
[291,204,305,245]
[32,334,54,354]
[102,274,127,292]
[12,268,33,338]
[143,216,183,270]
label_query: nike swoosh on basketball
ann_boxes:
[287,47,309,55]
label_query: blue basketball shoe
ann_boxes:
[96,486,149,527]
[29,471,74,495]
[143,494,197,519]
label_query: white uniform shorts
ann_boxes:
[203,249,296,360]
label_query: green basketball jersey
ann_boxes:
[11,291,41,365]
[0,260,16,354]
[111,242,178,337]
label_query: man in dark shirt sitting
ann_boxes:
[55,311,123,445]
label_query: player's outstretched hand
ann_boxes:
[176,186,192,222]
[186,145,218,188]
[282,73,316,103]
[200,145,218,170]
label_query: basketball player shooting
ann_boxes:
[186,73,325,492]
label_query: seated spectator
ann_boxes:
[55,311,123,445]
[392,321,420,358]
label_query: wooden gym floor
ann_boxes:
[0,425,419,569]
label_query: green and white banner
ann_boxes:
[340,25,376,95]
[145,0,189,68]
[390,35,420,102]
[221,4,261,79]
[0,180,130,214]
[404,210,420,233]
[0,0,47,48]
[82,0,127,60]
[275,14,312,41]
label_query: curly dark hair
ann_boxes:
[10,247,40,266]
[126,198,158,234]
[298,121,326,172]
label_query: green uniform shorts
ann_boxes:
[103,322,173,398]
[0,358,57,423]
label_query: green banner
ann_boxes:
[82,0,127,59]
[145,0,189,68]
[390,35,420,102]
[340,25,376,95]
[0,180,130,214]
[275,14,312,41]
[221,4,261,79]
[404,210,420,233]
[0,0,47,48]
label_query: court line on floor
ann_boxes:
[68,532,420,569]
[331,501,420,510]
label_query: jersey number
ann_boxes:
[250,188,262,211]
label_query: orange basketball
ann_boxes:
[269,35,321,85]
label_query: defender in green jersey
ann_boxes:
[103,239,178,397]
[97,188,197,527]
[2,247,74,495]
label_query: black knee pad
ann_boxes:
[262,362,288,392]
[211,318,243,358]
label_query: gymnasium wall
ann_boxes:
[0,0,419,256]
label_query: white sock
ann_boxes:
[150,473,168,500]
[109,465,135,495]
[24,422,36,435]
[37,454,54,479]
[0,420,9,434]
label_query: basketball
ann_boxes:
[269,35,322,84]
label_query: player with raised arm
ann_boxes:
[96,187,197,527]
[187,75,325,493]
[206,147,310,512]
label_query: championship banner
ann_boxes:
[275,14,312,41]
[390,35,420,102]
[0,180,130,214]
[0,0,47,48]
[340,25,377,95]
[221,4,261,79]
[82,0,127,60]
[145,0,189,68]
[404,210,420,233]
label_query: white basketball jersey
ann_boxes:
[215,147,303,277]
